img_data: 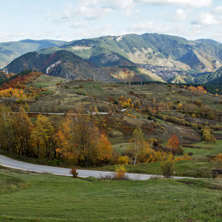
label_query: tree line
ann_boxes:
[0,104,115,166]
[0,103,189,167]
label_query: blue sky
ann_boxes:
[1,0,222,42]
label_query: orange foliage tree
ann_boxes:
[57,110,113,166]
[167,135,183,155]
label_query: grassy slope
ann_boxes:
[95,140,222,177]
[0,167,222,222]
[0,167,27,195]
[27,77,222,113]
[1,76,222,177]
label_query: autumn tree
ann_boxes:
[0,104,16,152]
[167,135,183,155]
[14,106,33,156]
[32,115,55,159]
[57,110,113,166]
[96,133,113,165]
[128,126,144,165]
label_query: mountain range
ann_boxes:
[2,33,222,84]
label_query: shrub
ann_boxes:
[118,156,129,165]
[114,165,128,180]
[188,152,193,156]
[147,116,152,120]
[211,153,222,169]
[175,154,192,162]
[97,104,110,112]
[161,154,175,178]
[70,168,78,178]
[75,89,87,96]
[201,127,217,144]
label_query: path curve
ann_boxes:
[0,154,186,180]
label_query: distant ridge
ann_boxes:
[4,33,222,83]
[0,39,66,68]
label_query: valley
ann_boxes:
[0,72,222,178]
[0,32,222,222]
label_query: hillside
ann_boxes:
[1,74,221,144]
[0,39,66,68]
[0,71,7,82]
[4,50,115,82]
[203,67,222,94]
[5,50,164,83]
[63,33,222,73]
[0,74,222,178]
[4,33,222,83]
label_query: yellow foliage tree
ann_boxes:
[57,110,113,166]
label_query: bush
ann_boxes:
[118,156,129,165]
[211,153,222,169]
[70,168,78,178]
[201,127,217,144]
[189,168,213,178]
[161,154,175,178]
[97,104,110,112]
[114,165,128,180]
[75,89,87,96]
[188,152,193,156]
[175,154,192,162]
[147,116,152,120]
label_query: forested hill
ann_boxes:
[0,39,66,68]
[3,33,222,84]
[62,33,222,72]
[4,50,115,82]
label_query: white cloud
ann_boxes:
[137,0,213,8]
[192,12,220,25]
[111,0,135,9]
[70,21,89,28]
[128,21,170,34]
[175,9,190,21]
[213,6,222,14]
[104,0,135,16]
[51,0,113,23]
[74,0,112,20]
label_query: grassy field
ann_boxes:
[94,140,222,178]
[0,167,222,222]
